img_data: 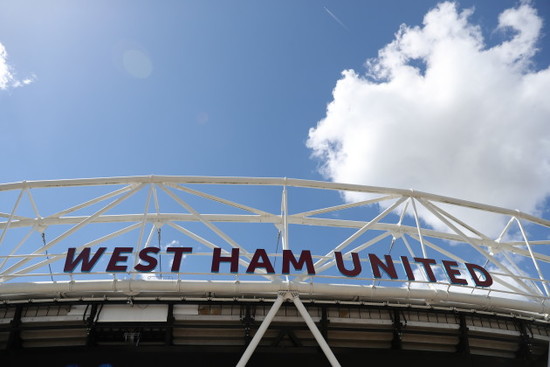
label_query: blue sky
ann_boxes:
[1,1,550,294]
[0,0,547,184]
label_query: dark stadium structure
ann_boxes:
[1,176,550,366]
[1,297,550,367]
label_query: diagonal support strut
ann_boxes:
[236,292,341,367]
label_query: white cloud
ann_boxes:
[307,2,550,236]
[0,43,12,89]
[0,42,34,90]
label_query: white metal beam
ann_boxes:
[292,295,341,367]
[0,184,144,276]
[418,198,539,296]
[167,183,274,217]
[312,197,407,272]
[236,293,285,367]
[2,176,548,227]
[281,185,289,251]
[0,188,24,248]
[159,184,254,257]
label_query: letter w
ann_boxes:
[64,247,106,272]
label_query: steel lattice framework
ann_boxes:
[1,175,549,319]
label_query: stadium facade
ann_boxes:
[0,176,549,366]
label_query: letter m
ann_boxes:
[282,250,316,275]
[64,247,106,272]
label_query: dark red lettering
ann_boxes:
[282,250,315,275]
[369,254,398,279]
[414,257,437,282]
[443,260,467,285]
[211,248,239,273]
[167,247,193,272]
[335,252,362,277]
[106,247,133,272]
[401,256,415,281]
[64,247,106,272]
[466,263,493,287]
[134,247,160,272]
[246,249,274,273]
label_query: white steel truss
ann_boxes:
[0,175,549,320]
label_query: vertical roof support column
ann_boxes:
[241,304,254,345]
[7,304,23,351]
[281,183,289,251]
[457,313,471,356]
[516,318,533,360]
[165,303,174,346]
[85,303,97,348]
[391,309,403,350]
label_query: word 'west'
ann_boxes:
[63,247,493,287]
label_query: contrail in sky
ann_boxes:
[324,7,350,31]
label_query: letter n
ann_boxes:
[369,254,398,279]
